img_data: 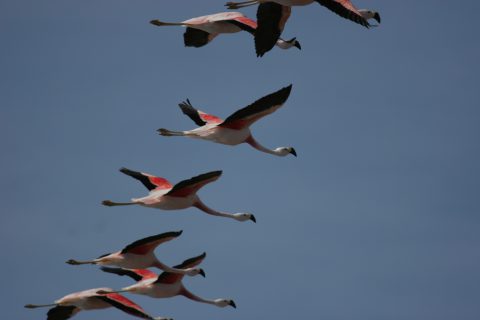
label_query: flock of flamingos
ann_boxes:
[25,0,381,319]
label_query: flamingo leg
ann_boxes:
[157,128,185,136]
[102,200,138,207]
[25,303,57,308]
[65,259,95,265]
[225,0,259,9]
[96,289,128,295]
[150,20,189,27]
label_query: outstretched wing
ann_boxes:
[166,171,222,197]
[255,3,291,57]
[101,267,158,282]
[224,16,257,35]
[120,167,172,192]
[121,231,183,255]
[315,0,370,28]
[184,27,212,47]
[96,293,155,320]
[155,252,207,284]
[46,306,80,320]
[178,99,223,126]
[220,85,292,130]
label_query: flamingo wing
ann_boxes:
[120,167,172,192]
[155,252,207,284]
[315,0,370,28]
[46,306,80,320]
[100,267,158,282]
[255,3,291,57]
[219,84,292,130]
[96,293,155,320]
[184,27,212,47]
[178,99,223,126]
[223,16,257,35]
[121,231,183,255]
[166,171,222,197]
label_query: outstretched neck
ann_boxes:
[153,260,188,275]
[246,136,282,156]
[180,287,215,305]
[193,199,235,220]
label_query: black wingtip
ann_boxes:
[119,167,132,174]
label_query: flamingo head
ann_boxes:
[358,9,381,24]
[275,147,297,157]
[213,299,236,308]
[185,267,206,277]
[233,213,256,223]
[276,37,301,50]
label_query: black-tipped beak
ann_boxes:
[294,41,301,50]
[250,215,256,223]
[374,12,381,24]
[289,148,297,157]
[199,269,206,278]
[229,300,237,308]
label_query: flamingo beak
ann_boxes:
[229,300,237,308]
[374,12,381,24]
[199,269,206,278]
[250,215,257,223]
[294,41,301,50]
[289,148,297,157]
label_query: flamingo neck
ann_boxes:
[154,260,188,275]
[180,287,215,305]
[193,199,235,220]
[246,136,282,156]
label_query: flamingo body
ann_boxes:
[66,231,206,276]
[101,253,236,308]
[225,0,379,55]
[25,288,169,320]
[158,85,296,157]
[150,11,300,53]
[102,169,255,222]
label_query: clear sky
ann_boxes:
[2,1,480,319]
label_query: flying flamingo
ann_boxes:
[225,1,381,56]
[25,287,172,320]
[66,231,205,277]
[102,168,256,223]
[158,85,296,157]
[150,11,301,55]
[98,253,237,309]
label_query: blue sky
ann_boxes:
[2,0,480,319]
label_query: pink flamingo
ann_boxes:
[66,231,205,277]
[158,85,296,157]
[150,11,301,55]
[102,169,256,223]
[98,253,237,309]
[225,1,381,56]
[25,287,171,320]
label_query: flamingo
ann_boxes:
[25,288,172,320]
[98,253,237,309]
[65,231,205,277]
[102,168,256,223]
[158,85,296,157]
[225,1,380,56]
[149,11,301,55]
